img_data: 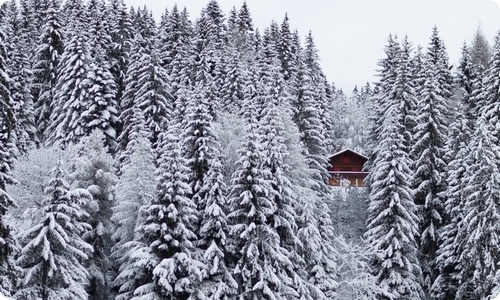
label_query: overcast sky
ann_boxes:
[68,1,500,91]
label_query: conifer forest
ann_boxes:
[0,0,499,299]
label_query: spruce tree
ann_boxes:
[133,43,173,149]
[412,28,451,292]
[15,161,93,300]
[131,125,203,299]
[453,118,500,299]
[83,54,119,151]
[480,33,500,141]
[431,102,471,299]
[32,0,64,142]
[365,107,424,299]
[227,107,285,300]
[107,0,133,103]
[7,34,37,153]
[0,27,18,297]
[71,131,117,300]
[117,31,146,157]
[46,23,91,146]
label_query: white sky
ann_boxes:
[123,0,500,92]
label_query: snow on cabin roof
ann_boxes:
[328,148,368,160]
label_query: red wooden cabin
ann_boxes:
[327,149,369,186]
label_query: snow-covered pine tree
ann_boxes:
[365,106,424,300]
[227,100,285,300]
[18,0,45,59]
[132,6,156,49]
[107,0,133,103]
[480,33,500,142]
[111,118,156,299]
[367,34,401,168]
[83,53,119,151]
[61,0,86,33]
[70,131,117,300]
[15,161,93,300]
[7,33,37,154]
[455,42,477,120]
[116,30,147,159]
[452,117,500,299]
[469,27,492,71]
[32,0,64,143]
[133,41,173,150]
[85,0,112,61]
[0,27,18,298]
[178,80,238,299]
[277,14,295,82]
[302,31,336,154]
[46,20,91,146]
[157,4,193,86]
[131,125,204,299]
[412,29,451,293]
[219,39,245,114]
[431,100,471,299]
[197,154,238,300]
[256,32,311,299]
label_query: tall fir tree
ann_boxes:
[32,0,64,142]
[70,131,118,300]
[365,107,424,300]
[412,27,451,293]
[15,161,93,300]
[7,33,37,153]
[453,118,500,299]
[130,124,204,299]
[0,27,18,297]
[83,53,119,151]
[431,101,471,299]
[46,21,91,146]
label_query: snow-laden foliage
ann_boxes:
[15,161,93,300]
[2,1,498,299]
[70,131,117,300]
[365,107,424,299]
[334,235,394,300]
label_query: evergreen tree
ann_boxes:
[112,112,155,254]
[470,27,492,71]
[412,28,451,292]
[365,107,424,299]
[15,161,93,300]
[277,14,295,81]
[227,106,285,300]
[83,54,119,151]
[32,0,64,142]
[197,155,238,300]
[117,31,146,157]
[7,33,37,153]
[480,33,500,141]
[131,126,204,299]
[0,27,17,297]
[431,101,471,299]
[133,43,173,149]
[107,0,133,103]
[453,118,500,299]
[46,23,91,146]
[111,121,156,299]
[85,0,112,60]
[219,40,245,114]
[71,131,117,300]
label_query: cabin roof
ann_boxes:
[328,149,369,161]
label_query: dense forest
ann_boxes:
[0,0,498,299]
